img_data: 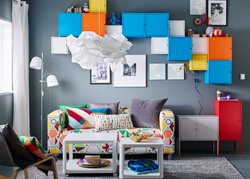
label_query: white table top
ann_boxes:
[63,132,118,143]
[120,138,163,146]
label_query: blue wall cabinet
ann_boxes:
[205,60,232,84]
[168,37,192,61]
[122,13,146,37]
[146,13,169,37]
[58,13,82,37]
[122,13,169,37]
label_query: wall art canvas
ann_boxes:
[90,63,111,84]
[149,64,166,80]
[208,0,227,26]
[113,55,146,87]
[168,63,185,80]
[190,0,206,15]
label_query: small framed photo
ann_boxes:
[208,0,227,26]
[190,0,206,15]
[90,63,111,84]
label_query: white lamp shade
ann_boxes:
[46,75,59,87]
[30,56,42,70]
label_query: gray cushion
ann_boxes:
[89,102,120,114]
[130,98,168,128]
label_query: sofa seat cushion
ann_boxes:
[59,128,163,155]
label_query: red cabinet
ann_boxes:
[214,100,242,154]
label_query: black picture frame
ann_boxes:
[90,63,112,85]
[207,0,228,26]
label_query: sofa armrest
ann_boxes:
[159,109,175,154]
[47,109,66,154]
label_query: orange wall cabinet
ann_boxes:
[82,13,106,36]
[89,0,107,13]
[208,37,232,60]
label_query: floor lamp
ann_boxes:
[30,53,59,145]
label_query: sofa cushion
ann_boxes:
[94,114,133,131]
[0,132,15,166]
[88,102,120,114]
[130,98,167,128]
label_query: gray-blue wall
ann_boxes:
[0,0,13,126]
[29,0,250,151]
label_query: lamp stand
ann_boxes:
[40,52,44,145]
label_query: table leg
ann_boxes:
[158,145,164,179]
[119,144,124,179]
[69,144,73,160]
[63,142,67,175]
[240,140,243,154]
[113,141,117,174]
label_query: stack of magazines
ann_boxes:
[128,159,159,175]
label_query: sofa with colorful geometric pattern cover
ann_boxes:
[47,108,175,155]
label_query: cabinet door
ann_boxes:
[168,37,192,61]
[82,13,106,36]
[89,0,107,13]
[180,117,197,140]
[151,37,169,54]
[196,117,218,141]
[169,20,185,37]
[192,37,208,54]
[189,54,208,71]
[208,37,232,60]
[58,13,82,37]
[218,101,242,141]
[106,25,122,35]
[205,60,232,84]
[122,13,146,37]
[146,13,169,37]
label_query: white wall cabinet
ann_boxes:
[51,37,69,54]
[192,37,208,54]
[169,20,185,37]
[178,115,219,155]
[106,25,122,35]
[151,37,169,54]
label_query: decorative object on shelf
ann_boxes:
[130,132,143,142]
[213,28,223,37]
[113,55,146,87]
[90,63,111,84]
[77,156,110,168]
[83,3,89,13]
[66,6,84,13]
[67,32,132,72]
[190,0,206,15]
[29,53,59,144]
[109,13,122,25]
[208,0,227,26]
[188,29,194,37]
[216,90,223,100]
[167,63,185,80]
[149,64,166,80]
[206,26,214,36]
[193,16,203,26]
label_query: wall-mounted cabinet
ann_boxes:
[151,37,169,54]
[51,37,69,54]
[169,20,185,37]
[208,37,232,60]
[192,37,208,54]
[106,25,122,35]
[205,60,232,84]
[82,13,106,36]
[89,0,107,13]
[189,54,208,71]
[168,37,192,61]
[122,13,169,38]
[58,13,82,37]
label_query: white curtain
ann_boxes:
[12,0,30,136]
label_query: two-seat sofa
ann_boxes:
[47,108,175,155]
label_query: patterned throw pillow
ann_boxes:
[19,136,47,159]
[94,114,134,132]
[66,107,109,130]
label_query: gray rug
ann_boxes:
[17,157,244,179]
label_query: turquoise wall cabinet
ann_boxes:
[122,13,169,37]
[205,60,232,84]
[168,37,192,61]
[58,13,82,37]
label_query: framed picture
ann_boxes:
[113,55,146,87]
[90,63,111,84]
[208,0,227,26]
[167,63,185,80]
[149,64,166,80]
[190,0,206,15]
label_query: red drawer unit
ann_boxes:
[214,100,242,154]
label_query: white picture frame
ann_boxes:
[208,0,227,26]
[113,55,146,87]
[168,63,185,80]
[90,63,111,84]
[190,0,206,15]
[51,37,69,54]
[149,64,166,80]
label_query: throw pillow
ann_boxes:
[130,98,168,128]
[88,102,120,114]
[94,114,133,132]
[59,104,88,127]
[19,136,47,159]
[66,107,109,130]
